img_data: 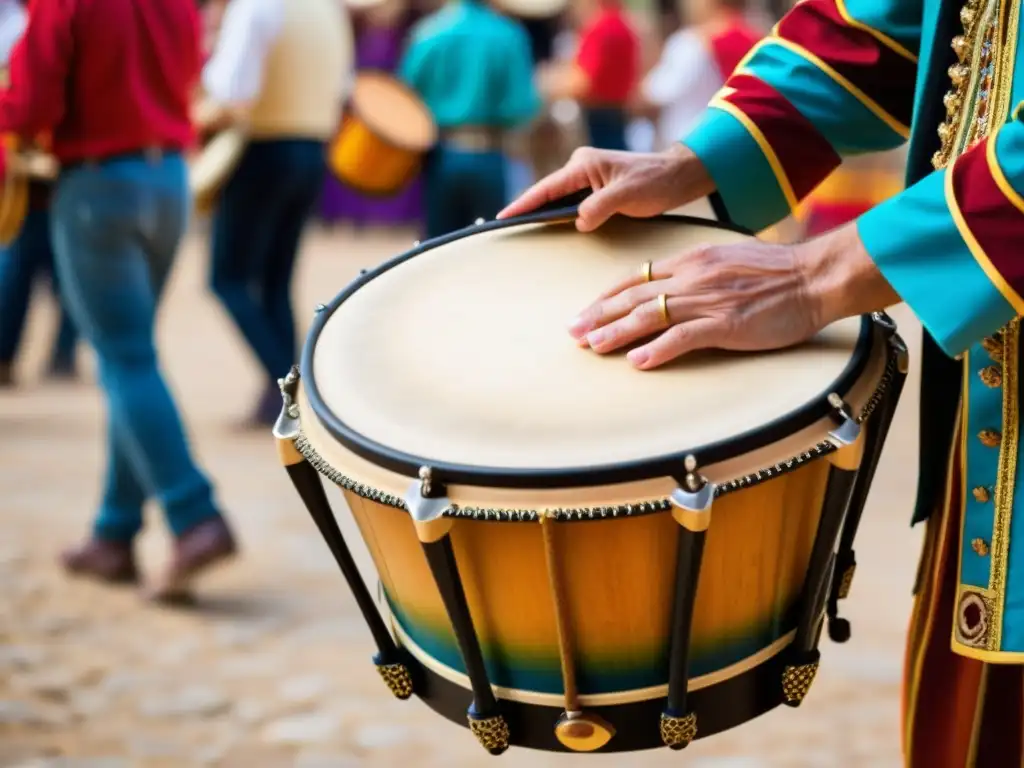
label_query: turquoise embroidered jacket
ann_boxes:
[682,0,1024,661]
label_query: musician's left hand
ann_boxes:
[571,222,900,370]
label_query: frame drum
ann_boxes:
[275,211,908,754]
[0,137,58,246]
[189,127,247,215]
[328,72,437,196]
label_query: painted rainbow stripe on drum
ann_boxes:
[341,459,829,699]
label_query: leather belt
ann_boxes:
[441,126,505,152]
[67,145,173,171]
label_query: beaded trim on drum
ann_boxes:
[292,342,899,521]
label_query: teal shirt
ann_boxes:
[398,0,541,129]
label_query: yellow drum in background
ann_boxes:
[328,72,437,196]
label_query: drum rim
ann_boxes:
[300,207,875,490]
[349,69,438,152]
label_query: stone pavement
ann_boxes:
[0,227,922,767]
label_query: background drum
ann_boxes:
[274,212,908,754]
[0,136,58,246]
[328,71,437,196]
[189,126,247,216]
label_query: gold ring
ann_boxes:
[657,294,670,326]
[640,261,653,283]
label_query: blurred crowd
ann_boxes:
[0,0,904,602]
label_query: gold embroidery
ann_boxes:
[982,335,1003,362]
[972,537,991,555]
[953,35,970,60]
[957,590,992,646]
[973,486,992,502]
[979,428,1002,447]
[979,365,1003,387]
[988,319,1018,650]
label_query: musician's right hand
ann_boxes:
[497,144,715,233]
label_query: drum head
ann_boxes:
[351,72,437,151]
[307,214,871,482]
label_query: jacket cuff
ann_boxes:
[858,168,1017,357]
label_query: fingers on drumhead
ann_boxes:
[586,296,667,353]
[627,318,721,369]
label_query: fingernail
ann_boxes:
[627,349,649,366]
[568,316,588,337]
[586,329,605,347]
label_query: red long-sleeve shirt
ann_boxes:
[0,0,202,164]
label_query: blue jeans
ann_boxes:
[424,146,507,239]
[211,139,326,385]
[0,205,78,368]
[51,153,220,542]
[584,108,629,151]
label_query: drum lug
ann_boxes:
[870,310,897,335]
[406,466,453,543]
[272,365,301,441]
[669,455,716,524]
[826,393,861,448]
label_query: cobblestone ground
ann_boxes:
[0,226,922,767]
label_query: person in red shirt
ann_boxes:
[538,0,640,150]
[0,0,237,601]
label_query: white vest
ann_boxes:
[248,0,353,140]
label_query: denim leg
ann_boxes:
[0,209,48,363]
[93,416,148,541]
[52,157,220,540]
[35,208,79,370]
[465,152,509,224]
[261,145,325,379]
[423,147,467,240]
[210,143,294,382]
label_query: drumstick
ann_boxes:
[540,514,615,752]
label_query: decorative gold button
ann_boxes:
[938,121,953,142]
[972,486,991,503]
[944,91,962,115]
[982,336,1003,363]
[979,365,1002,387]
[972,538,990,557]
[979,429,1002,447]
[949,63,970,87]
[960,5,976,29]
[952,35,968,61]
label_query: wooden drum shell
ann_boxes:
[329,115,423,196]
[328,72,436,197]
[338,462,826,749]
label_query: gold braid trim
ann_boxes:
[989,319,1018,650]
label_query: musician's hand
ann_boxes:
[570,222,900,369]
[497,144,714,232]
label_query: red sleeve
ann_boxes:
[187,1,204,92]
[0,0,74,136]
[575,20,605,80]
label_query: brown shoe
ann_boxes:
[146,517,237,602]
[60,538,138,584]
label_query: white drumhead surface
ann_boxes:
[312,217,864,469]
